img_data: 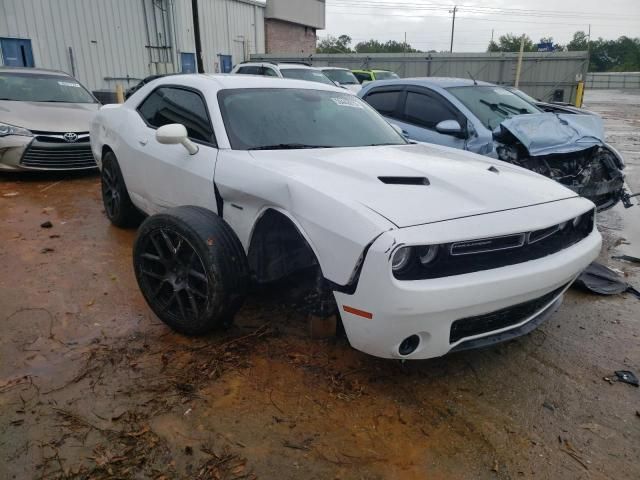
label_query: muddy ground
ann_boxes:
[1,90,639,479]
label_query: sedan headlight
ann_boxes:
[0,122,33,137]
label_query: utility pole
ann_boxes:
[449,5,457,53]
[490,29,494,45]
[514,34,525,88]
[404,32,407,55]
[191,0,204,73]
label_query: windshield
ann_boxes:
[322,69,359,85]
[0,72,96,103]
[280,69,335,85]
[447,86,540,130]
[374,71,400,80]
[508,88,539,105]
[218,88,407,150]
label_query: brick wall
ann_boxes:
[265,19,316,55]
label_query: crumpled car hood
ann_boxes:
[250,143,577,228]
[498,112,605,156]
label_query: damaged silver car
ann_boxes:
[359,78,633,211]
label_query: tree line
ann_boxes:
[317,32,640,72]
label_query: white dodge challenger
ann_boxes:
[90,74,601,360]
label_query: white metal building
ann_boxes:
[0,0,266,92]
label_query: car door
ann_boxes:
[134,85,218,213]
[394,88,468,150]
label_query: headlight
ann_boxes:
[0,122,33,137]
[418,245,439,265]
[391,246,412,271]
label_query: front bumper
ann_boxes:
[0,133,97,171]
[334,197,601,359]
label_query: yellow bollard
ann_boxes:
[115,84,125,104]
[575,81,585,108]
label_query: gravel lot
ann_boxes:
[1,89,639,480]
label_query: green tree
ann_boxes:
[567,31,589,51]
[566,31,640,71]
[487,34,535,52]
[354,39,421,53]
[317,35,354,54]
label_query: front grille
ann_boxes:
[449,283,568,343]
[393,209,595,280]
[21,142,96,170]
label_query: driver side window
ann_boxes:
[403,91,459,130]
[137,86,216,145]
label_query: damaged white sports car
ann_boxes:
[91,75,601,360]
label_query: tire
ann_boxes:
[101,151,143,228]
[133,206,249,335]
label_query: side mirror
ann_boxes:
[333,80,342,87]
[435,119,463,136]
[156,124,199,155]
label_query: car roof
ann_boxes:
[152,73,345,93]
[238,62,316,70]
[371,77,494,88]
[351,69,395,73]
[276,63,316,70]
[0,66,72,76]
[320,66,349,71]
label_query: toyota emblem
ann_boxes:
[63,132,78,143]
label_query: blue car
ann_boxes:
[359,78,628,211]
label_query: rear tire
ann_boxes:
[133,206,249,335]
[101,151,143,228]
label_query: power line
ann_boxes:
[324,9,631,29]
[327,0,639,21]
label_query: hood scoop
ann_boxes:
[378,176,430,186]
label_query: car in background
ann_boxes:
[0,67,100,171]
[125,73,176,100]
[352,69,400,84]
[359,77,629,211]
[91,74,600,360]
[504,86,596,115]
[231,61,337,87]
[318,67,362,93]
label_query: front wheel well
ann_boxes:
[101,145,114,163]
[247,210,319,284]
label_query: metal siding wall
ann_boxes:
[196,0,265,72]
[0,0,151,90]
[0,0,264,89]
[251,52,589,103]
[585,72,640,89]
[173,0,196,57]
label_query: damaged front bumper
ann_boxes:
[333,197,601,360]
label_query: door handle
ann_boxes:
[138,139,148,146]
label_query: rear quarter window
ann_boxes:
[363,90,402,117]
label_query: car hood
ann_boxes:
[498,112,605,157]
[250,143,577,228]
[0,100,100,132]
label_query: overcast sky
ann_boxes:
[319,0,640,52]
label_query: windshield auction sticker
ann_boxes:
[331,97,363,108]
[58,81,81,88]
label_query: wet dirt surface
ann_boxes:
[1,91,639,479]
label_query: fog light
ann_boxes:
[398,334,420,356]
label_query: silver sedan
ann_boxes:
[0,67,100,171]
